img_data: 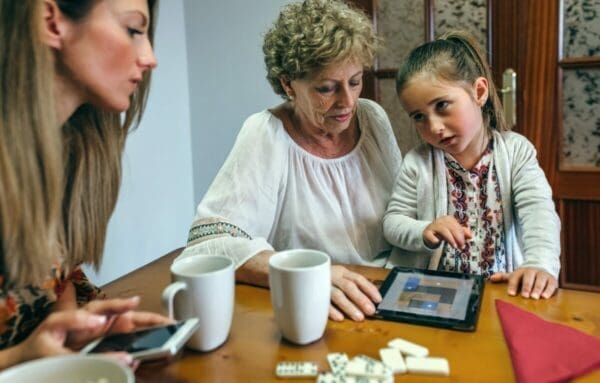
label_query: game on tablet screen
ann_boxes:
[377,272,474,321]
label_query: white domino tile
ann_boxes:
[405,356,450,376]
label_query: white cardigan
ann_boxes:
[180,99,402,267]
[383,130,561,278]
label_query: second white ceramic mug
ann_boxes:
[162,255,234,352]
[268,249,331,345]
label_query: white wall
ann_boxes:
[89,1,296,285]
[183,0,291,203]
[86,0,194,285]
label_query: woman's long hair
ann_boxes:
[0,0,157,286]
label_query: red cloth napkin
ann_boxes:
[495,299,600,383]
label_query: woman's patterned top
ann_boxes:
[0,263,100,348]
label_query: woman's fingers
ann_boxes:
[328,303,345,322]
[101,352,135,368]
[107,311,172,335]
[84,296,141,316]
[43,310,108,332]
[330,266,383,321]
[344,271,382,304]
[330,285,364,321]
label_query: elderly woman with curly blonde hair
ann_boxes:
[181,0,402,322]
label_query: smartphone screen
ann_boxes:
[88,322,185,353]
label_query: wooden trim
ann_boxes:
[561,282,600,292]
[558,165,600,173]
[559,199,600,291]
[559,199,567,289]
[348,0,377,100]
[486,0,493,65]
[556,64,565,175]
[425,0,434,41]
[558,0,564,61]
[559,57,600,68]
[555,172,600,200]
[374,68,397,79]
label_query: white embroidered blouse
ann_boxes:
[180,99,402,267]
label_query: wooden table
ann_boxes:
[103,249,600,382]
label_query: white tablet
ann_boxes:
[81,318,200,361]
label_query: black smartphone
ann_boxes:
[81,318,200,361]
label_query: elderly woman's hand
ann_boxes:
[329,265,382,321]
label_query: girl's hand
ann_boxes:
[423,215,472,249]
[329,265,382,322]
[489,267,558,299]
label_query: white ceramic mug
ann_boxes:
[162,255,234,351]
[268,249,331,345]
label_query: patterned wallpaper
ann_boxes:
[376,0,489,154]
[561,0,600,168]
[377,0,425,69]
[376,0,425,153]
[434,0,488,51]
[562,0,600,58]
[378,78,422,156]
[562,69,600,167]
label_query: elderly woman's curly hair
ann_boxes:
[263,0,379,99]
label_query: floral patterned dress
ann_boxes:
[438,139,507,278]
[0,264,100,348]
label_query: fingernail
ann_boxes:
[91,315,107,325]
[508,290,516,296]
[130,296,140,302]
[364,303,375,314]
[531,293,539,300]
[354,311,364,321]
[120,354,134,366]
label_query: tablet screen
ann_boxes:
[378,272,473,321]
[375,267,484,331]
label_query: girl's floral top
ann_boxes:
[439,139,507,278]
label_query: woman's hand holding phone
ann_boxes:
[51,282,173,365]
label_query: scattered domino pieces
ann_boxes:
[379,348,407,374]
[387,337,429,357]
[345,354,393,380]
[327,352,349,375]
[315,372,345,383]
[275,361,318,378]
[405,356,450,376]
[277,337,448,381]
